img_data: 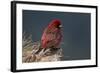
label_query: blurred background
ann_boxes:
[23,10,91,60]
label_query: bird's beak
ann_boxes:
[59,25,63,28]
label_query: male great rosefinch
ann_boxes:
[41,19,63,49]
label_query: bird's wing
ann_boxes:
[41,28,58,48]
[42,28,57,41]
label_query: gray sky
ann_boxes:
[23,10,91,60]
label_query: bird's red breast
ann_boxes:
[41,19,63,49]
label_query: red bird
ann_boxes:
[41,19,63,49]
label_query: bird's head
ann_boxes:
[48,19,62,29]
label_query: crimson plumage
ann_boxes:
[41,19,63,48]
